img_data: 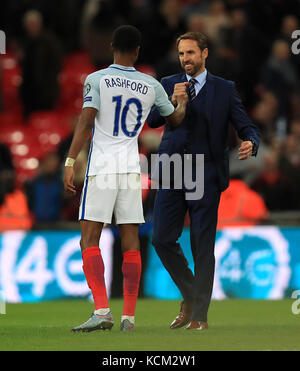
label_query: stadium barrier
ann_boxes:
[0,229,114,303]
[0,226,299,302]
[145,226,300,300]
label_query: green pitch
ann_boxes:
[0,299,299,351]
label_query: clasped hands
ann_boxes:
[171,82,189,106]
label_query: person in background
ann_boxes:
[0,170,33,231]
[217,177,269,229]
[250,91,279,144]
[25,152,63,224]
[261,39,300,118]
[201,0,230,47]
[278,15,300,77]
[252,151,294,211]
[18,10,62,118]
[0,142,14,173]
[278,133,300,209]
[216,8,270,106]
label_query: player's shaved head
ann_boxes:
[111,25,142,53]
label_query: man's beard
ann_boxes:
[182,60,203,76]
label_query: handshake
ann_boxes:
[171,82,190,107]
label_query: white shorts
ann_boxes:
[79,173,145,224]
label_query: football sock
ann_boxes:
[82,246,109,311]
[122,250,141,316]
[94,308,110,316]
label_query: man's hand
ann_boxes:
[63,166,76,195]
[166,83,188,128]
[171,82,189,106]
[238,141,253,160]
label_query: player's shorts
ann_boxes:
[79,173,145,224]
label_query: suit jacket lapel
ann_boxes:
[166,73,186,98]
[180,73,187,83]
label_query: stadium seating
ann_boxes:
[0,52,23,112]
[0,51,162,184]
[57,51,94,112]
[0,109,73,182]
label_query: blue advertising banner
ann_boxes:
[0,229,114,303]
[144,226,300,300]
[1,226,299,302]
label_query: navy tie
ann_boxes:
[188,78,197,101]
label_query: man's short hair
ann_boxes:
[176,32,208,51]
[112,25,142,53]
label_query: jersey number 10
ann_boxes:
[112,95,143,137]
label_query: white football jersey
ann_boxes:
[82,64,174,175]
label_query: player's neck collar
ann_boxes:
[110,64,136,71]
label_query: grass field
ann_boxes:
[0,298,299,351]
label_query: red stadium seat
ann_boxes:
[0,111,23,128]
[0,53,23,111]
[0,112,23,144]
[0,52,91,183]
[26,111,71,138]
[1,110,74,183]
[136,64,156,77]
[62,51,93,69]
[0,124,39,182]
[58,52,95,111]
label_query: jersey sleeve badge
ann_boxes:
[83,82,91,97]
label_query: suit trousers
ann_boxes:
[152,162,221,322]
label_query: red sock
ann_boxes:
[82,246,109,310]
[122,250,141,316]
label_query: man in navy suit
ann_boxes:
[147,32,260,330]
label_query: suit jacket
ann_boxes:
[147,71,260,191]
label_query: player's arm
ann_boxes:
[153,81,188,128]
[63,107,97,195]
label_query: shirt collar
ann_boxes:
[109,64,136,71]
[186,69,207,85]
